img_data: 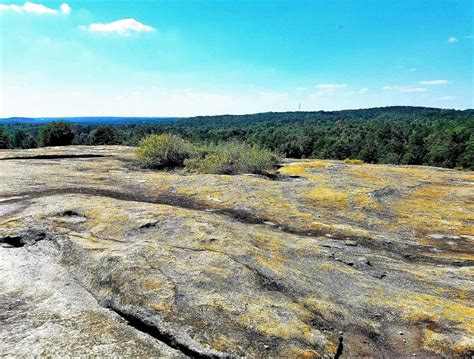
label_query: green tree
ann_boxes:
[0,127,11,149]
[89,126,120,145]
[456,134,474,169]
[424,130,457,168]
[13,129,37,149]
[39,121,75,147]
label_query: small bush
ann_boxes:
[136,133,193,169]
[188,142,279,175]
[39,121,75,147]
[343,158,364,165]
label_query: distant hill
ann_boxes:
[176,106,474,128]
[1,106,472,169]
[0,117,181,125]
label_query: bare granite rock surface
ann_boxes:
[0,146,473,358]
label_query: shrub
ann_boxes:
[39,121,75,147]
[136,133,193,169]
[90,126,120,145]
[343,158,364,165]
[188,142,279,175]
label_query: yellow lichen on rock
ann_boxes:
[1,146,473,357]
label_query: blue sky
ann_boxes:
[0,0,472,117]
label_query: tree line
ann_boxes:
[0,106,472,169]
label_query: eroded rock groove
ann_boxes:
[107,307,223,359]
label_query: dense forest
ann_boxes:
[1,106,473,169]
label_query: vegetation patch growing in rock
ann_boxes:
[186,141,279,175]
[136,133,193,169]
[136,133,279,175]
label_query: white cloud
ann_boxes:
[439,96,456,100]
[316,83,347,89]
[0,1,71,15]
[346,88,369,96]
[60,3,70,15]
[418,80,449,85]
[382,85,428,93]
[84,18,155,36]
[400,87,428,93]
[448,36,458,43]
[313,83,347,96]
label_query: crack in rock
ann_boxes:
[334,335,344,359]
[106,306,225,359]
[0,154,108,161]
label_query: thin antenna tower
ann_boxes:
[298,103,301,111]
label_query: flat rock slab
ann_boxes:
[0,241,184,358]
[0,146,473,358]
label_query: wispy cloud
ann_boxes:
[400,87,428,93]
[448,36,458,43]
[0,1,71,15]
[316,83,347,89]
[439,96,456,100]
[408,68,416,72]
[313,83,347,96]
[382,85,428,93]
[346,88,369,96]
[418,80,449,85]
[83,18,155,36]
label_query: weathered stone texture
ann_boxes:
[1,146,472,358]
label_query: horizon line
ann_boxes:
[1,105,472,120]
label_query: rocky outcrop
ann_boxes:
[1,146,473,358]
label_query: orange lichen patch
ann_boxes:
[423,329,454,355]
[302,296,379,337]
[0,218,21,229]
[278,347,321,358]
[148,301,174,316]
[369,290,474,334]
[390,165,474,183]
[207,334,241,353]
[237,302,317,344]
[68,232,115,249]
[305,188,349,207]
[324,342,338,355]
[423,329,474,356]
[343,159,364,165]
[344,166,399,187]
[175,183,225,202]
[301,349,320,358]
[426,251,474,262]
[250,250,288,277]
[391,185,474,237]
[452,336,474,355]
[142,277,168,291]
[454,289,474,300]
[279,161,333,176]
[317,262,356,275]
[302,184,379,233]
